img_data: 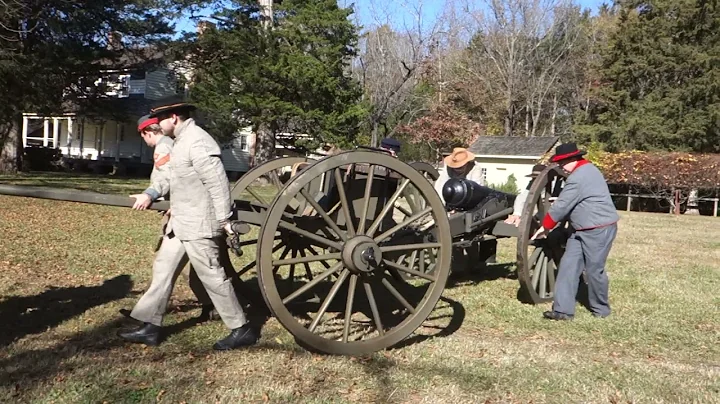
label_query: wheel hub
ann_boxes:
[342,235,382,274]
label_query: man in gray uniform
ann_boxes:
[534,143,619,320]
[122,115,229,323]
[118,100,256,350]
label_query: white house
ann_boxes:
[21,66,182,171]
[463,136,560,190]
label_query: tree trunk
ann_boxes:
[551,94,558,136]
[371,120,379,148]
[254,121,276,168]
[525,104,530,136]
[504,102,513,136]
[0,120,21,174]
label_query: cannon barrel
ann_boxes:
[442,178,515,212]
[0,184,171,211]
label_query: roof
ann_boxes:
[468,136,559,157]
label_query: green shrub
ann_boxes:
[489,173,520,195]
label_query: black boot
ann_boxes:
[119,308,132,318]
[543,310,574,321]
[212,324,258,351]
[117,323,162,346]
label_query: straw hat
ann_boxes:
[444,147,476,169]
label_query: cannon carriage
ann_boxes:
[0,148,570,355]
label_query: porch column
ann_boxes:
[52,118,59,148]
[115,122,121,162]
[21,116,28,148]
[67,118,74,151]
[43,119,49,147]
[79,118,85,157]
[100,123,106,158]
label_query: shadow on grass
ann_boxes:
[0,274,135,347]
[445,262,517,289]
[0,297,478,402]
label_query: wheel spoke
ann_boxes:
[374,206,433,243]
[334,168,356,237]
[278,221,343,251]
[246,187,270,208]
[298,248,314,281]
[299,188,347,242]
[407,249,419,271]
[366,179,411,236]
[381,276,416,314]
[383,259,437,282]
[342,274,358,343]
[308,269,349,333]
[288,249,297,281]
[548,260,556,294]
[539,254,548,297]
[358,165,376,234]
[270,169,283,189]
[531,250,545,289]
[272,252,340,266]
[282,262,342,305]
[237,242,285,277]
[306,246,332,269]
[363,281,384,337]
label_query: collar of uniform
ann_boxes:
[569,159,591,174]
[173,118,194,139]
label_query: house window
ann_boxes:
[239,135,248,151]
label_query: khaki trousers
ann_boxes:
[131,234,247,330]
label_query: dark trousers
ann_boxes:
[552,223,617,317]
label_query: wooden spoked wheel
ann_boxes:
[229,157,316,278]
[257,151,452,355]
[517,165,571,304]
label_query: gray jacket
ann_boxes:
[167,118,233,240]
[546,162,619,231]
[143,135,173,201]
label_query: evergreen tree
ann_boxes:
[184,0,366,165]
[592,0,720,152]
[0,0,195,172]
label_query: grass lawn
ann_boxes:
[0,174,718,403]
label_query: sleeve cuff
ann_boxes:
[143,188,160,201]
[542,213,557,229]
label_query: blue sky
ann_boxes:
[175,0,611,35]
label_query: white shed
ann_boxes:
[466,136,560,190]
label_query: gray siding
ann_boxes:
[144,68,177,100]
[220,132,251,172]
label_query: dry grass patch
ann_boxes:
[0,174,719,403]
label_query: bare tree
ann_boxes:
[526,3,583,136]
[355,0,449,146]
[457,0,579,136]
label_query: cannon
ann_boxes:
[0,148,570,355]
